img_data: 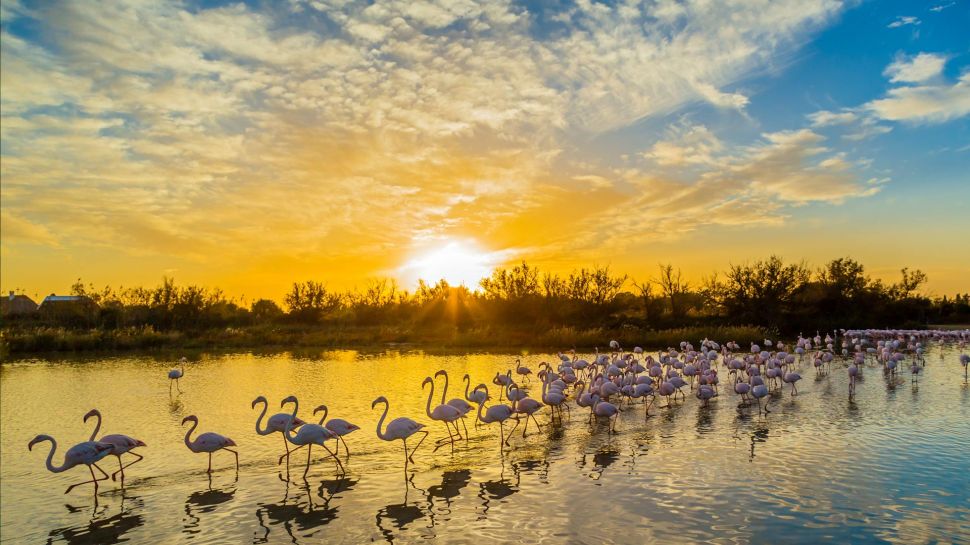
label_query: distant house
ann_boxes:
[39,294,99,324]
[1,292,39,316]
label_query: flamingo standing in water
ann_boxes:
[372,396,428,467]
[515,359,533,383]
[83,409,146,486]
[168,357,186,393]
[422,376,463,451]
[434,370,473,439]
[313,405,360,457]
[278,396,344,478]
[27,434,115,494]
[474,387,514,449]
[252,396,305,467]
[783,372,802,396]
[181,415,238,474]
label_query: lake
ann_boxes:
[1,344,968,544]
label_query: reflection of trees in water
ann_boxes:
[254,476,355,543]
[49,493,145,545]
[183,477,236,538]
[375,474,429,545]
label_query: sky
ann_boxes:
[1,0,968,302]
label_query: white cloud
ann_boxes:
[884,53,946,83]
[930,3,955,12]
[807,110,858,127]
[867,72,970,124]
[887,15,920,28]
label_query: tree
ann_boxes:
[654,264,690,319]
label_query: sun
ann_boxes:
[400,239,496,288]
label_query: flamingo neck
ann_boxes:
[254,399,270,435]
[425,381,435,419]
[183,419,198,450]
[317,407,328,426]
[463,376,471,401]
[87,411,102,442]
[476,399,487,423]
[283,403,300,444]
[439,372,448,406]
[374,401,389,440]
[36,436,68,473]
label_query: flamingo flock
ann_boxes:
[26,328,969,497]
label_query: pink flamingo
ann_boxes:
[422,376,463,451]
[783,372,802,396]
[372,396,428,467]
[509,390,543,438]
[312,404,360,457]
[83,409,146,486]
[168,357,186,393]
[181,415,238,474]
[593,400,620,433]
[252,395,305,467]
[28,434,115,494]
[474,387,515,449]
[434,370,473,439]
[278,396,344,477]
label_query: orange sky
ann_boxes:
[2,1,968,303]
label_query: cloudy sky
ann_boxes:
[1,0,968,300]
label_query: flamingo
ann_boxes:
[515,359,532,383]
[474,388,515,449]
[181,415,238,474]
[312,405,360,457]
[464,375,489,405]
[372,396,428,467]
[783,372,802,396]
[252,396,305,467]
[82,409,146,486]
[509,391,543,438]
[593,400,620,433]
[434,370,473,439]
[493,371,513,400]
[27,434,115,494]
[278,396,344,478]
[168,357,186,393]
[751,384,770,415]
[422,377,463,451]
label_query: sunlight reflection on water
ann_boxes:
[1,345,968,544]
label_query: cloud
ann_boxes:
[887,16,920,28]
[1,0,858,291]
[867,71,970,124]
[807,110,858,127]
[929,3,955,12]
[884,53,947,83]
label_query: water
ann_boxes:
[1,346,968,544]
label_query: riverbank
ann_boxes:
[0,324,769,358]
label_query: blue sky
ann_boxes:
[1,0,968,298]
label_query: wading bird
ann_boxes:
[168,357,186,393]
[27,434,115,494]
[278,396,344,478]
[252,395,305,467]
[83,409,146,486]
[372,396,428,467]
[181,415,238,474]
[313,405,360,457]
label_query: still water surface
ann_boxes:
[2,346,968,544]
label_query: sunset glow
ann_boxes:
[400,240,498,289]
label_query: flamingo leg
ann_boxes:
[522,414,529,437]
[409,431,428,463]
[509,417,520,438]
[340,436,351,458]
[207,452,213,473]
[530,414,542,432]
[65,463,111,494]
[224,448,239,472]
[304,445,312,478]
[461,417,469,440]
[176,378,182,393]
[402,438,410,468]
[321,443,344,473]
[112,450,144,483]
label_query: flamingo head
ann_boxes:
[135,440,147,447]
[27,435,51,451]
[422,377,433,388]
[280,395,298,408]
[434,370,446,379]
[181,415,198,426]
[223,438,237,447]
[83,409,100,422]
[371,396,388,409]
[313,404,327,415]
[251,396,267,409]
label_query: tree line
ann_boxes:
[3,256,967,334]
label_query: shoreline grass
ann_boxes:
[0,324,770,359]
